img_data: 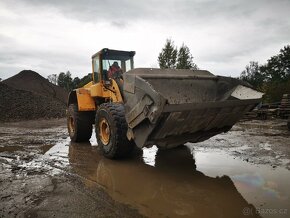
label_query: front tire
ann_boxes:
[67,104,94,142]
[95,103,134,159]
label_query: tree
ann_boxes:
[57,71,73,91]
[0,78,2,82]
[64,71,73,91]
[258,45,290,102]
[240,61,265,89]
[260,45,290,83]
[77,73,92,88]
[47,74,58,85]
[176,43,198,70]
[239,45,290,103]
[158,39,177,69]
[72,77,81,89]
[57,72,66,88]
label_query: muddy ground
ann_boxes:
[0,119,289,218]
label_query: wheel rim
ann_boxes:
[99,118,110,145]
[68,116,75,135]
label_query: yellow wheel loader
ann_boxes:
[67,48,263,158]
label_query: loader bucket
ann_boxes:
[123,68,263,149]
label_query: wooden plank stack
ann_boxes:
[279,94,290,118]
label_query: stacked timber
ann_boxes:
[279,94,290,118]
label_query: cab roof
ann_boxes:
[92,48,135,60]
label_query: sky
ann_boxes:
[0,0,289,80]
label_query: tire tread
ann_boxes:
[96,103,134,158]
[68,104,94,142]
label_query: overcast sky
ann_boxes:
[0,0,289,80]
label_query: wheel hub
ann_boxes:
[99,118,110,145]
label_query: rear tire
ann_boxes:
[67,104,94,142]
[95,103,134,159]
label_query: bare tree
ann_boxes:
[47,74,58,85]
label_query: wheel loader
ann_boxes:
[67,48,263,158]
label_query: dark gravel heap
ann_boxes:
[2,70,68,104]
[0,83,66,122]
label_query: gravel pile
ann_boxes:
[2,70,68,104]
[0,70,68,122]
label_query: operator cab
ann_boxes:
[92,48,135,83]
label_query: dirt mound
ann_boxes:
[3,70,68,104]
[0,83,66,122]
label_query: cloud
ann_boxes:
[0,0,289,80]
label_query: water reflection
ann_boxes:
[68,143,260,218]
[142,145,158,166]
[192,150,290,218]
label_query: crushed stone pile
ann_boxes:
[3,70,68,104]
[0,70,68,122]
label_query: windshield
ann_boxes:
[102,57,133,73]
[92,50,135,82]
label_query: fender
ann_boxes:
[68,89,96,111]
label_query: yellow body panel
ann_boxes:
[76,88,96,111]
[90,80,123,102]
[83,81,94,88]
[76,80,123,111]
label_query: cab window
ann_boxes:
[93,57,100,82]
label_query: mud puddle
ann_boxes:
[38,120,290,218]
[1,119,289,217]
[64,141,289,218]
[193,151,290,218]
[0,145,23,153]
